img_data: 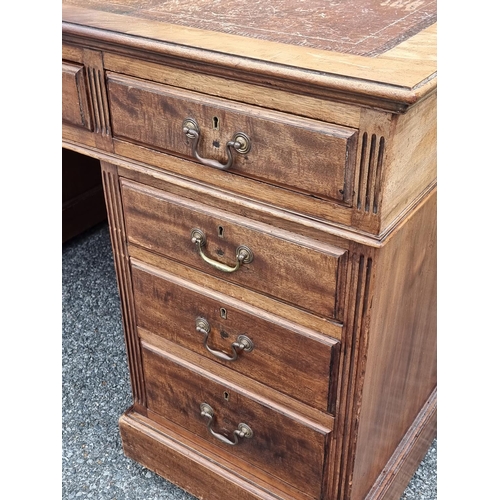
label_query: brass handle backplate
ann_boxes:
[195,317,254,362]
[191,228,253,273]
[182,118,251,170]
[200,403,253,446]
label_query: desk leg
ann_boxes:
[101,160,147,414]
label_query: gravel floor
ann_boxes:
[62,222,437,499]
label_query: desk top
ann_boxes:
[62,0,437,110]
[63,0,436,57]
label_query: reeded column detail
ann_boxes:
[101,161,146,409]
[332,251,373,500]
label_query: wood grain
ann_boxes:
[62,147,383,248]
[102,52,362,128]
[351,108,393,234]
[128,243,344,341]
[64,0,436,57]
[380,91,437,232]
[62,62,92,130]
[131,259,340,412]
[350,189,437,499]
[365,388,437,500]
[331,248,374,500]
[112,140,356,230]
[121,410,311,500]
[120,179,347,320]
[62,5,437,111]
[141,342,331,498]
[100,161,146,412]
[107,72,357,205]
[62,4,437,497]
[63,46,114,153]
[138,327,335,430]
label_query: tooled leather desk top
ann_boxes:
[63,0,436,57]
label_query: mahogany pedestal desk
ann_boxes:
[62,2,437,499]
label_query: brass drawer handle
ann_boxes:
[200,403,253,446]
[195,317,254,362]
[191,228,253,273]
[182,118,251,170]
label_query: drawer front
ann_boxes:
[132,261,340,412]
[108,73,357,204]
[62,62,92,130]
[122,180,347,320]
[142,344,331,498]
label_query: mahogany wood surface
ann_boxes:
[351,189,437,499]
[120,410,312,500]
[64,0,436,57]
[128,243,344,342]
[365,388,437,500]
[107,73,357,205]
[138,326,335,431]
[63,35,435,236]
[131,260,340,412]
[142,343,331,498]
[120,179,347,320]
[62,2,437,498]
[62,2,436,109]
[102,52,362,128]
[62,62,92,131]
[380,92,437,232]
[101,161,147,413]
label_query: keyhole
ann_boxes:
[223,391,230,401]
[213,116,219,130]
[220,307,227,319]
[218,225,224,238]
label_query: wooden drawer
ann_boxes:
[131,260,340,412]
[107,73,357,205]
[121,179,347,320]
[142,343,332,498]
[62,61,92,130]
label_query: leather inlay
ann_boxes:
[64,0,436,56]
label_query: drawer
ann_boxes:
[122,180,347,320]
[142,343,332,498]
[62,62,92,130]
[131,260,340,412]
[107,73,357,205]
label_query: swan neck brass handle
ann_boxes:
[191,228,253,273]
[195,317,254,362]
[200,403,253,446]
[182,118,251,171]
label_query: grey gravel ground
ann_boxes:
[62,222,437,499]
